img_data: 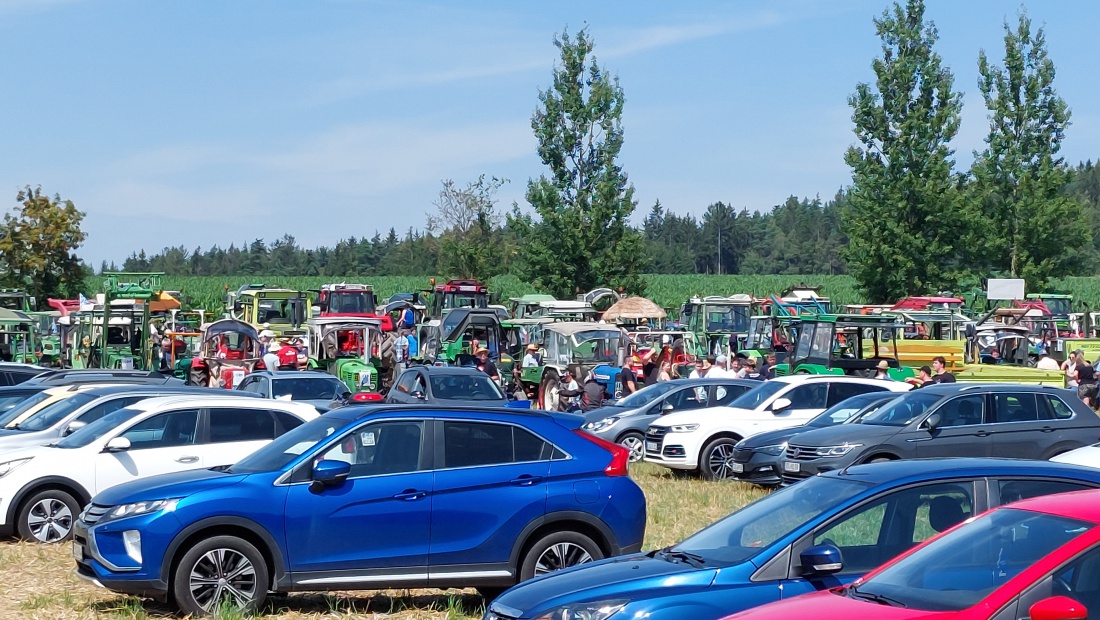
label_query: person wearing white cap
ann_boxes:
[708,354,732,378]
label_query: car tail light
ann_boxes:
[352,392,384,402]
[574,430,629,477]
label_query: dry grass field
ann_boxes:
[0,463,767,619]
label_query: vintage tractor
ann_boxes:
[678,294,754,358]
[315,283,394,332]
[69,273,164,370]
[188,319,263,389]
[517,322,626,410]
[225,283,311,342]
[0,308,37,364]
[307,317,385,394]
[776,314,913,380]
[419,308,510,369]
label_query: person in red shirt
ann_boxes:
[276,338,299,370]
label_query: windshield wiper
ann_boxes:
[848,586,906,608]
[653,546,706,568]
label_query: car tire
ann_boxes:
[538,368,560,411]
[172,535,269,616]
[519,531,603,581]
[17,489,81,543]
[700,437,740,481]
[617,432,645,463]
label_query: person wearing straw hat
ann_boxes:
[522,342,541,368]
[874,359,893,380]
[475,347,500,383]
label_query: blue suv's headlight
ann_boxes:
[532,600,627,620]
[101,499,180,523]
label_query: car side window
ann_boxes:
[273,410,305,434]
[827,382,882,407]
[993,393,1046,423]
[318,420,425,478]
[514,427,554,462]
[812,482,973,575]
[1049,545,1100,617]
[394,371,417,393]
[711,384,748,406]
[935,395,985,427]
[1041,395,1076,420]
[208,407,276,443]
[997,479,1095,505]
[119,409,200,450]
[785,383,828,409]
[237,377,255,392]
[443,421,516,468]
[665,387,709,412]
[411,374,427,395]
[74,396,144,425]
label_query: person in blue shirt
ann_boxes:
[405,329,419,359]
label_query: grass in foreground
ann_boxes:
[0,462,767,619]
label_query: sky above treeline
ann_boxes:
[2,0,1098,265]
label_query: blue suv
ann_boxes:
[485,458,1100,620]
[72,405,645,615]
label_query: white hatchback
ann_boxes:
[643,375,910,480]
[0,395,319,543]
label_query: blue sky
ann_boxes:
[2,0,1098,265]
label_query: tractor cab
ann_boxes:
[517,322,627,410]
[426,279,489,321]
[0,289,35,313]
[421,308,507,369]
[0,308,37,364]
[315,284,393,332]
[509,294,556,319]
[782,314,910,380]
[679,294,753,357]
[227,285,311,339]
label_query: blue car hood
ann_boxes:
[93,467,249,505]
[494,553,717,615]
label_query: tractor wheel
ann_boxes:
[379,332,397,364]
[538,369,560,411]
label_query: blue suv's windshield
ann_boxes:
[673,475,869,564]
[228,415,348,474]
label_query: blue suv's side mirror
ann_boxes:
[800,543,843,575]
[311,459,351,492]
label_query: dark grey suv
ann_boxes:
[781,384,1100,484]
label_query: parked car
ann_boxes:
[781,384,1099,485]
[0,384,50,417]
[235,370,348,409]
[386,366,511,407]
[485,458,1100,620]
[730,391,900,486]
[74,405,646,615]
[25,369,184,387]
[720,488,1100,620]
[644,375,910,480]
[0,362,48,386]
[0,385,258,453]
[0,384,108,430]
[1052,442,1100,469]
[582,378,759,461]
[0,395,319,543]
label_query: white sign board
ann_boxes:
[987,278,1026,301]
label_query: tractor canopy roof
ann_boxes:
[883,309,971,324]
[890,296,965,311]
[320,283,373,292]
[202,319,258,342]
[1027,293,1072,299]
[793,313,907,329]
[435,279,486,293]
[0,308,33,324]
[440,308,502,342]
[307,316,383,329]
[510,294,556,305]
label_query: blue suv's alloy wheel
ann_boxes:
[172,536,269,615]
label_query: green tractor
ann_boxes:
[68,273,164,370]
[517,322,626,410]
[307,317,386,394]
[420,308,510,370]
[226,284,311,341]
[0,308,38,364]
[678,294,754,358]
[776,314,913,380]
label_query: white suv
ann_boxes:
[0,395,319,543]
[644,375,910,480]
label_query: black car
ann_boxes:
[386,365,513,407]
[0,363,48,386]
[781,384,1100,484]
[731,391,899,486]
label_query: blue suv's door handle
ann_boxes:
[510,475,544,486]
[393,489,428,501]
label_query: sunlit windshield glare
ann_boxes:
[15,393,99,432]
[729,381,786,410]
[860,392,942,426]
[617,382,679,408]
[272,377,345,400]
[229,415,347,474]
[0,392,52,427]
[54,406,146,449]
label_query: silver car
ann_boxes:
[581,378,759,461]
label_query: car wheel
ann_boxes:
[172,535,269,616]
[539,369,560,411]
[701,437,740,481]
[618,432,645,462]
[17,489,80,543]
[519,531,603,581]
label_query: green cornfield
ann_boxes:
[81,274,1100,316]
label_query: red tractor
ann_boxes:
[316,284,394,332]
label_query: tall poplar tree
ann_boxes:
[969,12,1085,286]
[508,29,646,299]
[842,0,964,302]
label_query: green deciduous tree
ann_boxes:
[508,29,646,299]
[0,186,87,303]
[842,0,965,302]
[429,175,508,282]
[969,12,1086,287]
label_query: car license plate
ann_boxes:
[645,441,658,452]
[783,461,800,473]
[72,542,83,561]
[731,462,744,473]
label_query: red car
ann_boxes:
[723,490,1100,620]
